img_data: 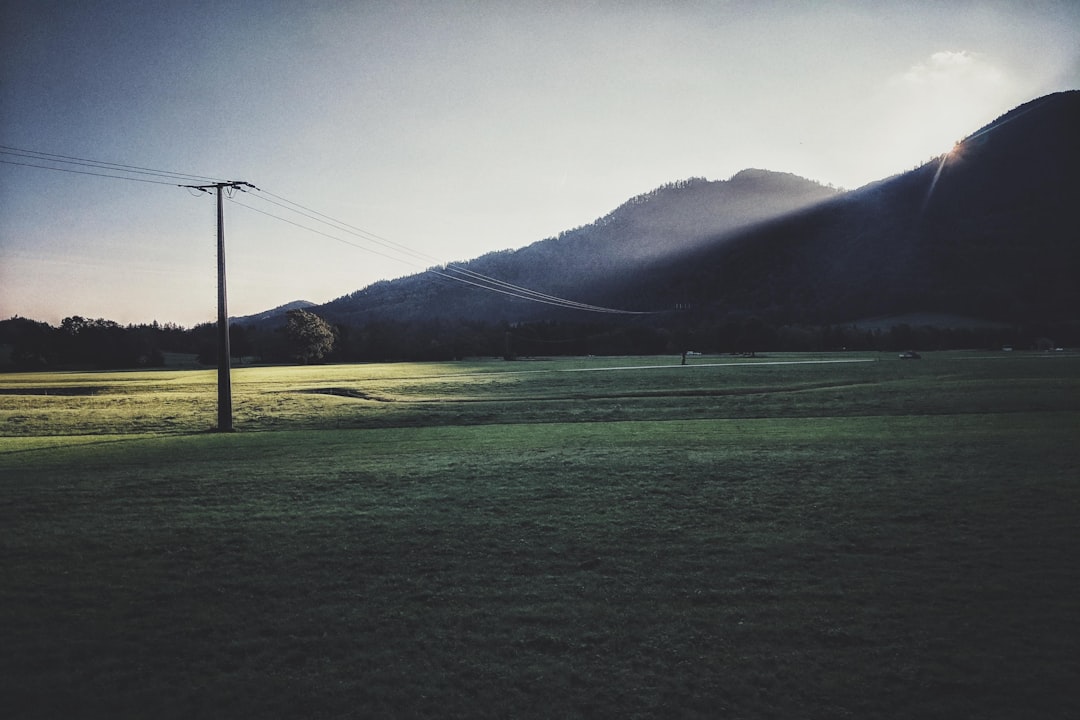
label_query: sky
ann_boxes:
[2,0,1078,328]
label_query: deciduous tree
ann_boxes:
[285,309,336,364]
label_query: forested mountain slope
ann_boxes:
[637,91,1080,325]
[251,91,1078,335]
[315,170,838,325]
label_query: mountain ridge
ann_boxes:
[301,169,840,327]
[249,90,1079,332]
[639,90,1080,325]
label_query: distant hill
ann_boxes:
[256,91,1078,332]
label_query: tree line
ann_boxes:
[3,309,1073,372]
[0,310,337,370]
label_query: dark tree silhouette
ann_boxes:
[285,309,336,364]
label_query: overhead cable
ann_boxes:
[0,158,191,186]
[3,143,652,315]
[0,144,223,184]
[231,191,651,314]
[241,187,653,315]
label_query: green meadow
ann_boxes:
[2,352,1079,718]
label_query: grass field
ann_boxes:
[2,352,1079,718]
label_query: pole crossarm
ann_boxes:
[180,180,258,192]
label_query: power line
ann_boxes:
[244,192,434,267]
[427,267,631,313]
[239,188,653,315]
[227,196,421,268]
[0,158,189,186]
[228,196,620,311]
[256,189,433,264]
[232,190,652,315]
[254,188,624,306]
[440,264,643,314]
[0,144,222,184]
[3,144,653,315]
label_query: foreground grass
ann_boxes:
[2,354,1079,718]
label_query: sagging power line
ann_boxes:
[0,144,224,185]
[231,193,641,313]
[232,188,654,315]
[5,143,657,431]
[3,143,653,314]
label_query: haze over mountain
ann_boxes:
[243,91,1079,332]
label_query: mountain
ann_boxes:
[258,91,1078,334]
[312,170,838,326]
[639,91,1080,325]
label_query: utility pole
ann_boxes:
[181,180,255,432]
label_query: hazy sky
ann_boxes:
[2,0,1078,327]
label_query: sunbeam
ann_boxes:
[920,141,962,216]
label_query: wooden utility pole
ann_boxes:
[181,180,255,432]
